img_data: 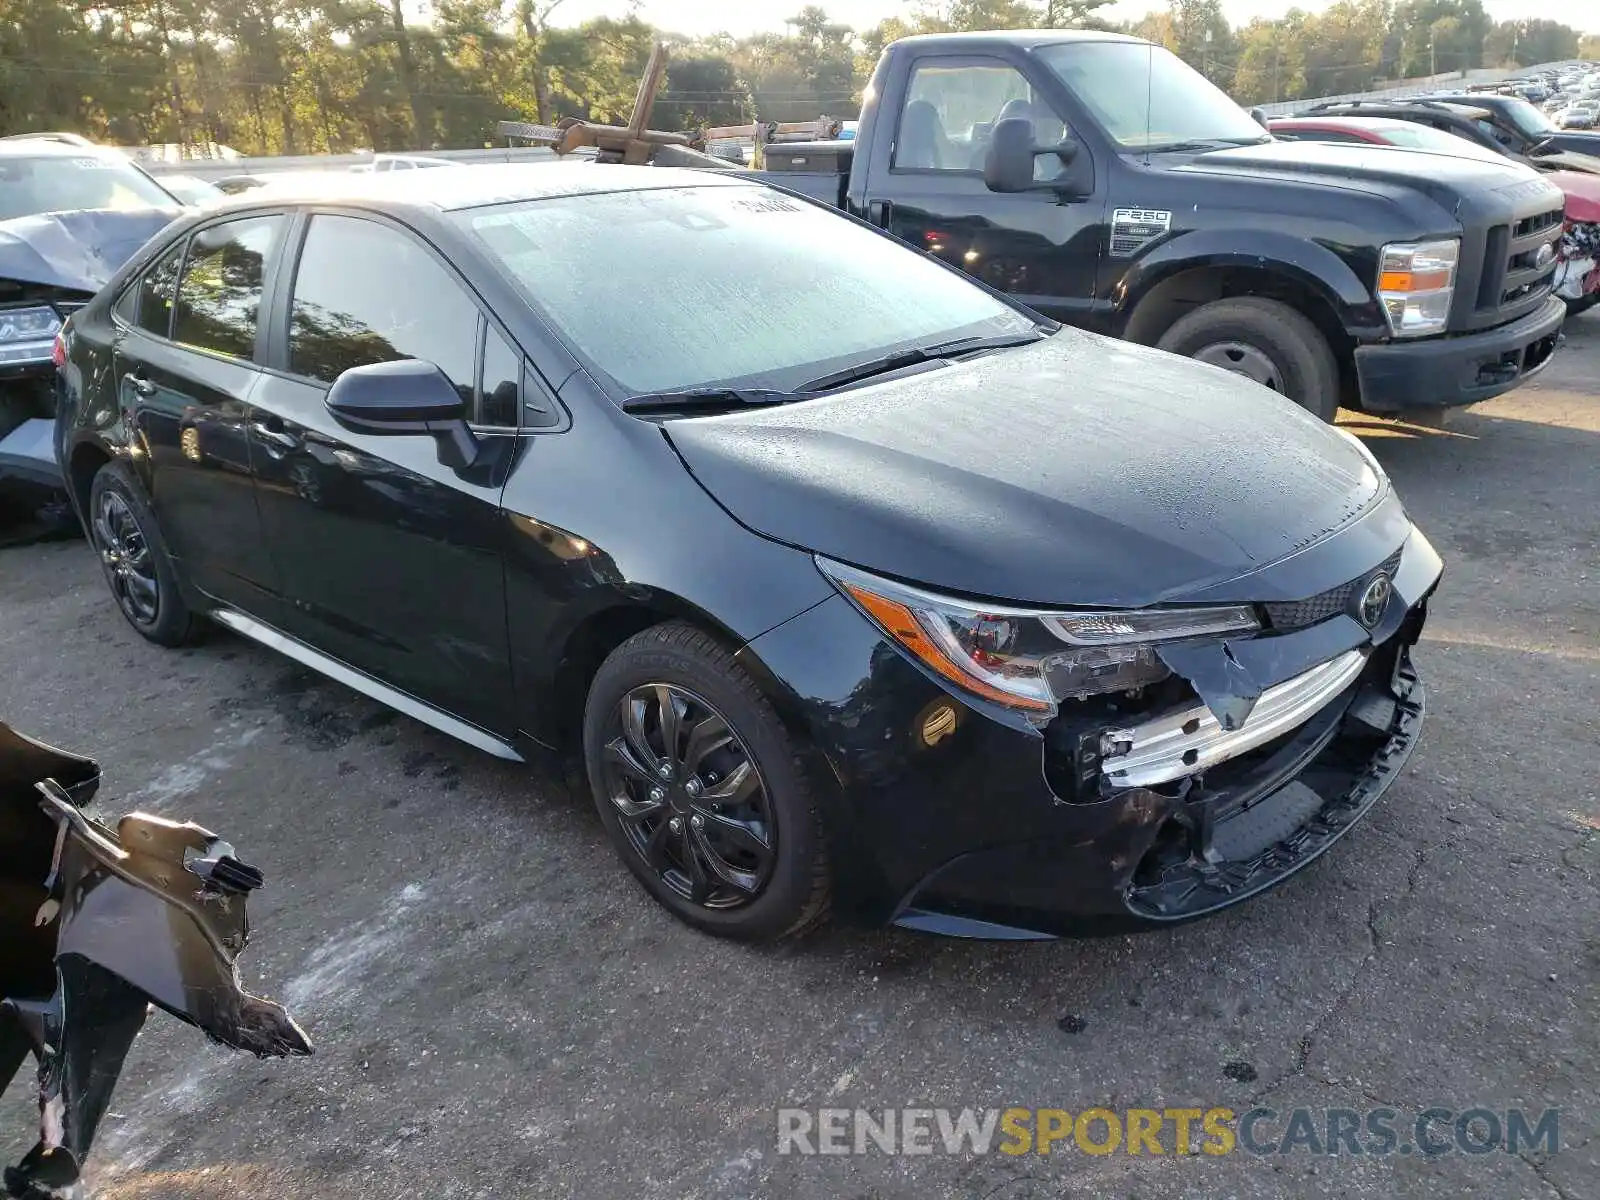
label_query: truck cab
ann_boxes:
[754,30,1568,421]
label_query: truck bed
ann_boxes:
[739,169,847,207]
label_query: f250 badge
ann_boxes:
[1110,208,1173,257]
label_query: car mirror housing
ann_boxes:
[325,359,480,471]
[983,118,1092,201]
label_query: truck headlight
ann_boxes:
[1376,239,1458,337]
[817,558,1259,717]
[0,304,64,366]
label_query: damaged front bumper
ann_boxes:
[741,522,1444,939]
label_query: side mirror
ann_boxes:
[325,359,479,471]
[1250,107,1270,130]
[983,117,1092,200]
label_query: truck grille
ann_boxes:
[1476,204,1562,315]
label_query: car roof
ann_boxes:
[1269,116,1422,134]
[200,161,754,216]
[890,29,1144,50]
[1310,99,1489,121]
[0,135,127,160]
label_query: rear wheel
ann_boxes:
[1157,296,1341,422]
[87,461,197,647]
[582,622,830,942]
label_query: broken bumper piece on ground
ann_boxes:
[0,722,311,1200]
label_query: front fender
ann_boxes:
[1114,229,1383,339]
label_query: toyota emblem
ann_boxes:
[1357,573,1391,628]
[1536,242,1555,270]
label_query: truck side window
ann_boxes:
[895,59,1061,176]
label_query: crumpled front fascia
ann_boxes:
[1156,615,1369,732]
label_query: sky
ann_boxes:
[540,0,1596,40]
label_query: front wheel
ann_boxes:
[582,622,830,942]
[1157,296,1341,422]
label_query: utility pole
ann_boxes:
[1273,44,1281,103]
[1429,31,1436,79]
[1203,27,1212,79]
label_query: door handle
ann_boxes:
[122,372,155,397]
[250,418,301,452]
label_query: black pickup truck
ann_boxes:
[749,30,1568,421]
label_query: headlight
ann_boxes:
[1376,239,1458,338]
[817,558,1259,716]
[0,304,64,366]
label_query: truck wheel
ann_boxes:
[1157,297,1340,422]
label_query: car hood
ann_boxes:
[0,207,180,292]
[1546,170,1600,222]
[663,331,1385,608]
[1176,138,1535,205]
[1533,148,1600,177]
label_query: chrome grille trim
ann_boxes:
[1101,649,1369,789]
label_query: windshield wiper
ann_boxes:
[1145,136,1270,153]
[620,387,808,414]
[800,331,1046,393]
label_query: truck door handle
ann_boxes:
[867,199,893,228]
[250,418,301,452]
[122,371,155,397]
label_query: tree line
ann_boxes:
[0,0,1594,157]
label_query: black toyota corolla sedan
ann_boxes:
[54,164,1442,941]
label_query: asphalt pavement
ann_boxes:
[2,313,1596,1200]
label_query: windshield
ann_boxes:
[0,153,175,221]
[1500,97,1556,137]
[1378,124,1506,160]
[456,184,1037,397]
[1036,41,1269,151]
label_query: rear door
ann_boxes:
[247,210,515,734]
[110,213,288,615]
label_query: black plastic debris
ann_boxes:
[0,722,311,1198]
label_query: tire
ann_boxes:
[582,621,830,942]
[1156,296,1341,422]
[86,460,198,647]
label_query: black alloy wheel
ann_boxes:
[599,682,777,908]
[583,622,830,941]
[92,488,159,627]
[87,461,196,647]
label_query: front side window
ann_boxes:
[898,60,1032,172]
[479,324,521,428]
[287,214,479,414]
[455,183,1037,397]
[1037,41,1270,152]
[172,215,284,359]
[135,240,186,339]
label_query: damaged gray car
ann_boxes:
[0,134,180,541]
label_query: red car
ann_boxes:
[1269,116,1600,312]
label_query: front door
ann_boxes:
[111,214,287,615]
[860,54,1106,324]
[248,211,515,734]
